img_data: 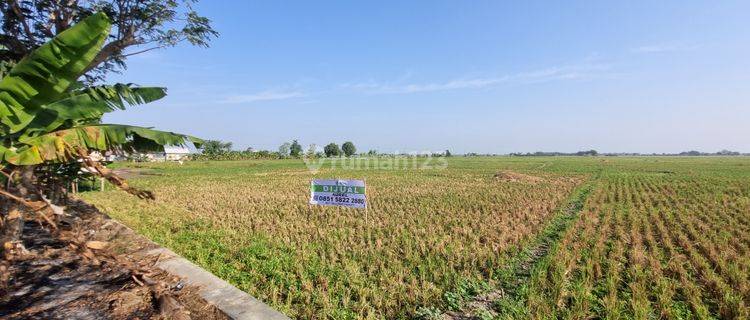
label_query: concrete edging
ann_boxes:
[147,247,290,320]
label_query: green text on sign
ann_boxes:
[310,179,367,209]
[311,185,365,194]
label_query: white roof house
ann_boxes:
[147,146,192,162]
[163,146,191,155]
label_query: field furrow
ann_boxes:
[80,157,750,319]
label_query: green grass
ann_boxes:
[82,156,750,319]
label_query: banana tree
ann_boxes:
[0,13,202,254]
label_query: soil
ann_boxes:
[112,168,163,179]
[0,199,229,320]
[493,170,544,183]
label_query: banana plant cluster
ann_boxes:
[0,13,202,166]
[0,13,202,250]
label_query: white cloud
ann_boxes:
[630,43,698,54]
[341,77,508,94]
[340,64,611,94]
[515,64,612,83]
[221,90,305,104]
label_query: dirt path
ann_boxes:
[442,181,594,319]
[112,168,162,179]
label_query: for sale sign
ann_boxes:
[310,179,367,208]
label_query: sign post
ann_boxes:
[309,179,367,209]
[363,178,368,226]
[310,178,370,248]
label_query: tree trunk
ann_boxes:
[0,203,25,251]
[83,35,136,75]
[0,166,36,255]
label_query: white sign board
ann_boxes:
[310,179,366,208]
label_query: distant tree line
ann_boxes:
[510,150,599,156]
[598,150,745,156]
[192,141,278,161]
[675,150,742,156]
[200,140,233,156]
[195,143,746,161]
[507,149,746,157]
[193,139,369,161]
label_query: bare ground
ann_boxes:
[493,170,544,183]
[0,199,228,320]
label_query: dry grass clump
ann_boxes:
[515,170,750,319]
[493,170,544,183]
[82,159,582,319]
[84,157,750,319]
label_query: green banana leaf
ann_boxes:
[0,13,110,135]
[23,85,167,135]
[5,124,203,165]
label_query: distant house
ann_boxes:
[146,146,191,162]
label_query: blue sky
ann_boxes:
[104,1,750,154]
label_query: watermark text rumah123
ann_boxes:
[303,152,448,173]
